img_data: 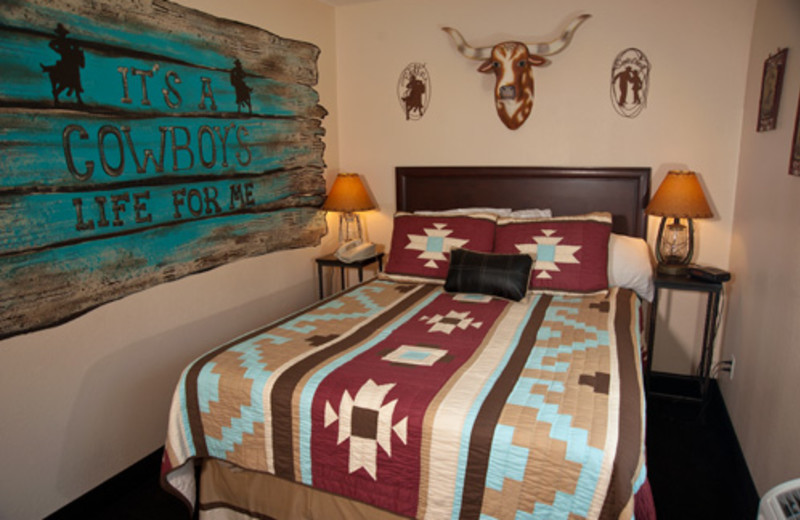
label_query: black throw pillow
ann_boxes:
[444,248,533,302]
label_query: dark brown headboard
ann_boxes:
[396,166,651,238]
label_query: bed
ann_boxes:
[161,166,656,520]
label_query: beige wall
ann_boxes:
[722,0,800,495]
[0,1,338,518]
[334,0,755,374]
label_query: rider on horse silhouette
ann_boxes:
[40,23,85,106]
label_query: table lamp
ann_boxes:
[645,170,713,275]
[321,173,376,244]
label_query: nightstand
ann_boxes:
[646,272,726,400]
[315,245,385,299]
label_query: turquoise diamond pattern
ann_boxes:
[426,236,444,252]
[513,375,566,396]
[280,284,384,334]
[258,333,291,345]
[320,299,345,310]
[528,301,609,367]
[197,362,220,413]
[486,297,609,519]
[202,283,390,456]
[204,337,273,457]
[485,424,529,491]
[538,244,556,262]
[400,350,430,361]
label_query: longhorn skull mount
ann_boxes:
[443,14,590,130]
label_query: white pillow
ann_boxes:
[607,233,654,301]
[413,207,512,216]
[508,208,553,218]
[412,207,553,218]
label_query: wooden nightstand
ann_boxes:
[315,246,385,299]
[646,272,726,400]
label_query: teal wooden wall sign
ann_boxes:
[0,0,328,339]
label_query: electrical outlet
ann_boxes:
[729,355,735,380]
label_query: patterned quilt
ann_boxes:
[162,279,648,519]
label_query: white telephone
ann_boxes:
[335,240,376,263]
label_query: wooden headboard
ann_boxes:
[396,166,651,238]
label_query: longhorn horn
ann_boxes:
[527,13,591,57]
[442,27,493,60]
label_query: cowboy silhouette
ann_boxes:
[230,59,253,114]
[613,66,634,106]
[402,73,425,120]
[40,23,85,105]
[630,70,643,104]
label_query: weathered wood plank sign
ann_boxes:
[0,0,328,339]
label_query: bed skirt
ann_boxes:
[195,458,657,520]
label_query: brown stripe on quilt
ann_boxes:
[183,284,373,457]
[600,289,643,519]
[458,294,552,520]
[271,283,439,479]
[416,298,520,518]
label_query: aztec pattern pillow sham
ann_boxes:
[494,212,613,294]
[384,212,497,282]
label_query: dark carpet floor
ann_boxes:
[646,375,759,519]
[45,374,759,520]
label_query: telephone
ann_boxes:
[687,264,731,282]
[335,240,377,263]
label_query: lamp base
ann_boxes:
[657,263,689,276]
[338,212,364,243]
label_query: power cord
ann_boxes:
[712,359,733,378]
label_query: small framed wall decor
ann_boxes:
[610,48,651,119]
[790,89,800,177]
[757,48,788,132]
[397,63,431,121]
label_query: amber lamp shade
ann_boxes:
[321,173,376,243]
[645,170,713,275]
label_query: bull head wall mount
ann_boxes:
[443,14,590,130]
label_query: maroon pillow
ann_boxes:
[384,213,497,281]
[494,213,612,293]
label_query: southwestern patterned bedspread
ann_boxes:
[162,279,648,519]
